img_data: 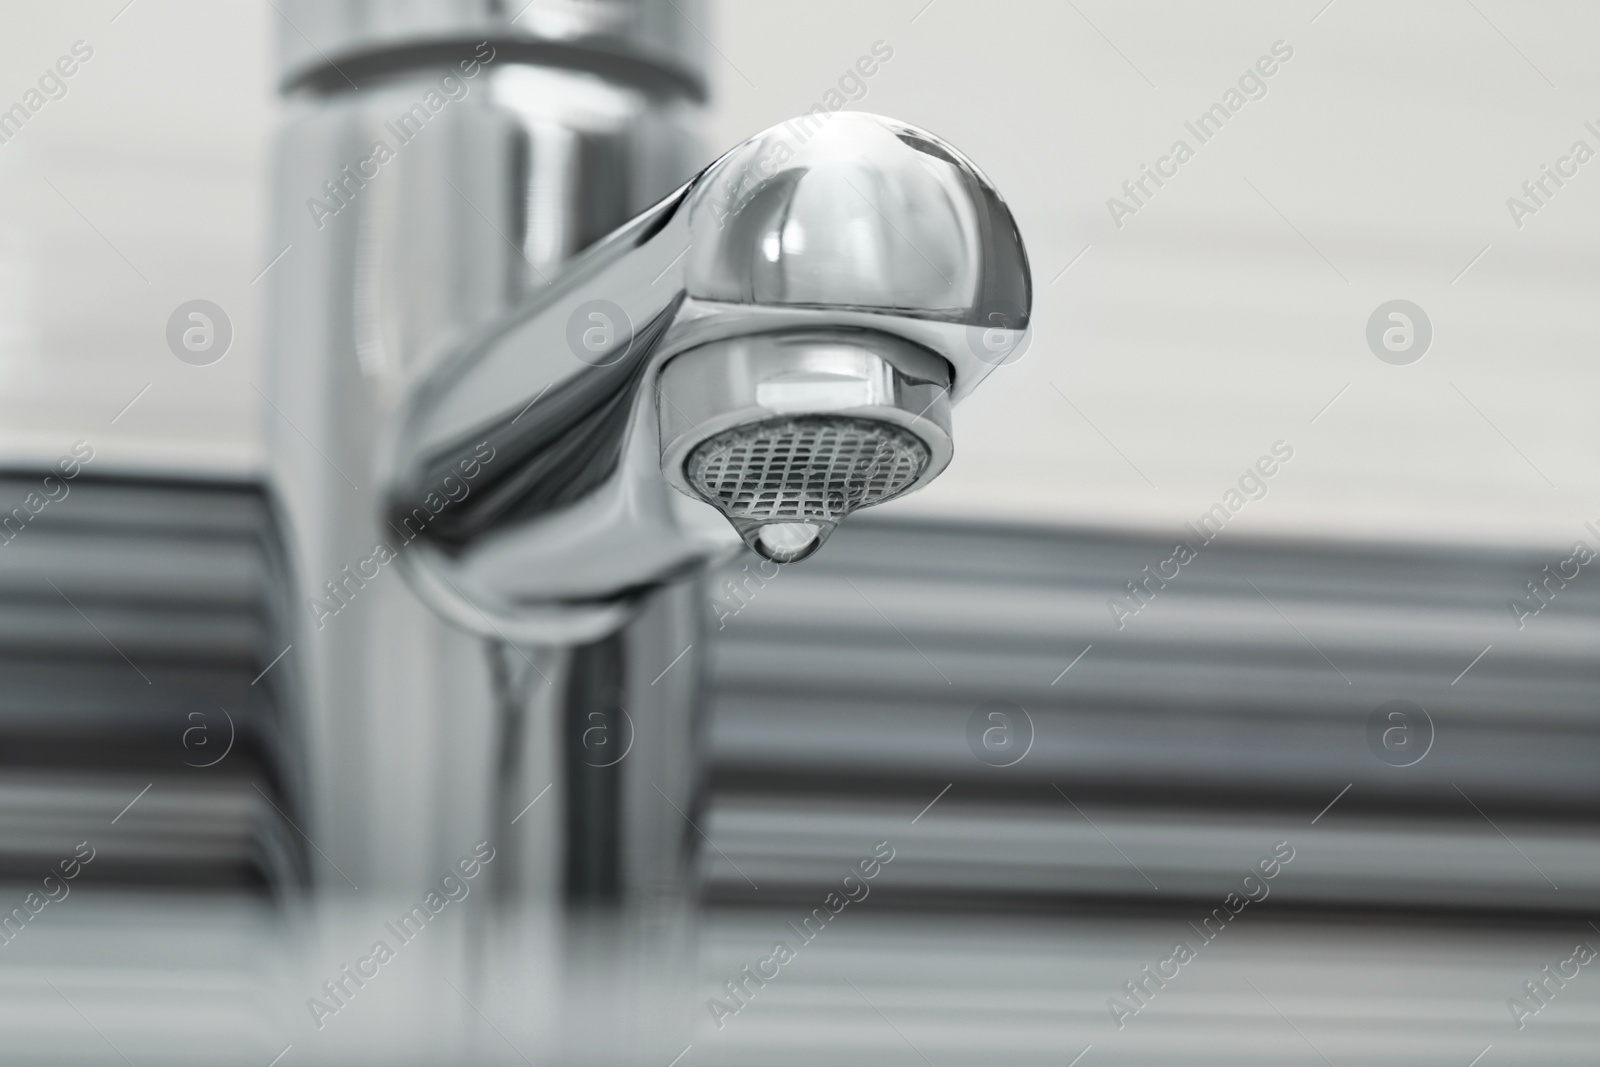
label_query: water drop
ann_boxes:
[743,521,830,563]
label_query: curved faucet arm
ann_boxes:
[385,112,1031,644]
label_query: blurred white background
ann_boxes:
[2,0,1597,547]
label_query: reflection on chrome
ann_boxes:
[386,110,1030,643]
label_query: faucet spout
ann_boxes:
[386,112,1031,643]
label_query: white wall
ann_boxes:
[0,0,273,474]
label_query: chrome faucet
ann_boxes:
[385,111,1031,643]
[265,8,1029,1057]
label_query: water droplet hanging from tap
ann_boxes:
[744,521,830,564]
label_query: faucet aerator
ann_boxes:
[683,411,931,563]
[663,333,954,564]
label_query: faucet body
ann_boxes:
[265,5,1027,1061]
[265,7,710,1060]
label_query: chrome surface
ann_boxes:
[263,3,713,1059]
[264,20,710,1059]
[266,51,701,885]
[387,111,1031,643]
[269,10,1030,1065]
[277,0,707,101]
